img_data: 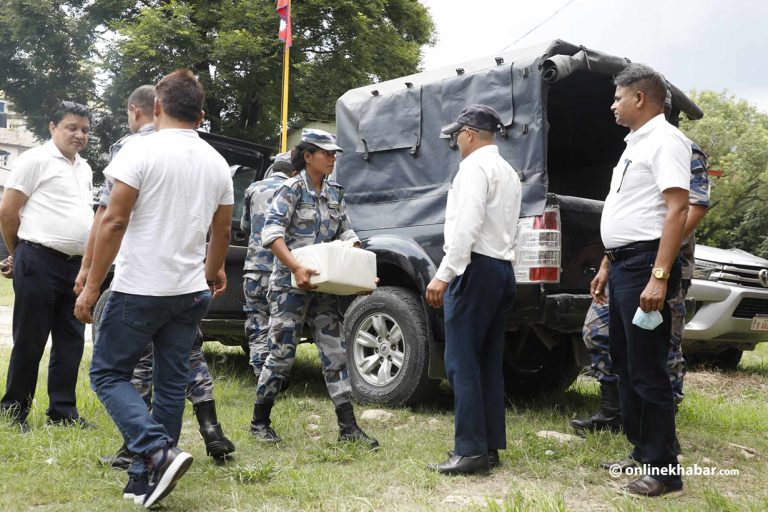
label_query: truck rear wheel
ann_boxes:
[503,327,580,399]
[91,288,112,346]
[344,286,435,406]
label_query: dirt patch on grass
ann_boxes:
[686,370,768,401]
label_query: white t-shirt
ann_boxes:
[435,144,522,282]
[601,115,691,249]
[5,141,93,256]
[104,129,234,296]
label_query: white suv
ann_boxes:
[684,244,768,368]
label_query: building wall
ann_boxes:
[0,95,38,168]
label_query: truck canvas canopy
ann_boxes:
[335,39,702,233]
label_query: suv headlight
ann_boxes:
[693,259,722,280]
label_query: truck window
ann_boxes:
[231,166,259,221]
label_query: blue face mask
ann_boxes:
[632,307,663,330]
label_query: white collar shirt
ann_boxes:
[4,140,93,255]
[435,144,522,283]
[601,114,691,249]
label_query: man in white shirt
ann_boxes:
[426,104,522,475]
[0,101,94,433]
[74,69,233,508]
[592,63,690,497]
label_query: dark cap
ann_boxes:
[441,104,503,135]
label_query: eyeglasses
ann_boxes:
[450,127,478,143]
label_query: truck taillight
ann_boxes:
[514,205,561,283]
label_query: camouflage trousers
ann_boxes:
[583,282,689,402]
[131,326,214,407]
[243,273,271,379]
[255,290,351,406]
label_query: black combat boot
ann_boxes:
[335,402,379,448]
[193,399,236,459]
[570,380,622,433]
[250,402,281,443]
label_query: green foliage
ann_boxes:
[0,0,435,181]
[0,0,107,168]
[680,91,768,258]
[99,0,435,146]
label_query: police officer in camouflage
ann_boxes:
[241,152,298,381]
[572,134,710,434]
[75,85,235,468]
[249,129,378,448]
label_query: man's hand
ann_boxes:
[0,256,13,280]
[73,265,88,295]
[590,268,609,305]
[210,267,227,298]
[640,278,667,312]
[425,277,449,308]
[292,265,319,290]
[74,285,100,324]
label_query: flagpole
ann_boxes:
[279,0,291,153]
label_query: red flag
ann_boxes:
[276,0,292,49]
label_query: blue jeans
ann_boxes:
[90,290,211,473]
[443,253,516,456]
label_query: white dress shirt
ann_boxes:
[5,140,93,256]
[601,114,691,249]
[435,144,522,283]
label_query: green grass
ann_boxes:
[0,277,14,306]
[0,335,767,510]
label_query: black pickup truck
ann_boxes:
[326,40,703,405]
[195,40,705,406]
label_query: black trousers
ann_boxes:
[443,253,516,456]
[608,249,682,485]
[1,241,85,422]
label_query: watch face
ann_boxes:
[653,268,665,279]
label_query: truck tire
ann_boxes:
[344,286,435,406]
[690,348,743,371]
[91,288,112,346]
[503,327,580,399]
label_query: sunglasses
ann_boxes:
[450,127,478,143]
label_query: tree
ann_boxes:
[0,0,107,167]
[1,0,435,180]
[680,91,768,258]
[99,0,435,147]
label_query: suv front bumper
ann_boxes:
[683,278,768,353]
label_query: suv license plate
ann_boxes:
[752,315,768,331]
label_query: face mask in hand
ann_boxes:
[632,307,663,330]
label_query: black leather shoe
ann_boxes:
[447,449,500,468]
[13,418,31,434]
[428,454,490,475]
[99,445,133,470]
[47,417,97,429]
[600,455,637,472]
[623,475,682,497]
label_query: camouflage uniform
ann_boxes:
[98,123,156,207]
[256,170,359,406]
[667,143,710,400]
[584,143,710,401]
[241,170,294,378]
[100,123,216,407]
[131,328,214,407]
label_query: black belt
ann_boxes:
[20,240,82,261]
[604,240,659,262]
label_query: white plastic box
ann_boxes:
[290,240,377,295]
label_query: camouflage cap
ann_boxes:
[301,128,343,152]
[273,151,292,163]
